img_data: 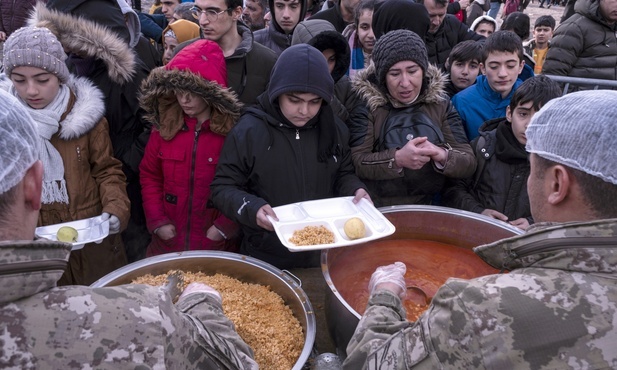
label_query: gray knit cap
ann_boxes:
[526,90,617,185]
[372,29,428,90]
[3,26,70,83]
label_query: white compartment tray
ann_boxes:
[268,197,396,252]
[35,216,110,251]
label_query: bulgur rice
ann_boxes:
[132,271,304,370]
[289,225,335,246]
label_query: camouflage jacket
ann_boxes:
[343,219,617,369]
[0,240,258,369]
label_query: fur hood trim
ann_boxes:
[352,63,448,111]
[0,75,104,140]
[140,67,243,139]
[28,3,135,84]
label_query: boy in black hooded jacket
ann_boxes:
[443,75,561,230]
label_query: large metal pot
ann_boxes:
[322,205,524,355]
[91,251,316,370]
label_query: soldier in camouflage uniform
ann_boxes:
[343,90,617,369]
[0,89,258,369]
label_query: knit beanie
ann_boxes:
[3,26,70,83]
[372,29,428,90]
[268,44,334,104]
[526,90,617,185]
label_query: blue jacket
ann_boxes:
[452,75,522,140]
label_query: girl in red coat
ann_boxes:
[139,40,242,256]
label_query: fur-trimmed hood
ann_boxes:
[0,74,105,140]
[140,68,242,140]
[27,2,135,84]
[352,63,448,112]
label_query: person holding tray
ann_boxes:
[211,43,371,269]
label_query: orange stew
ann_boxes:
[329,239,499,322]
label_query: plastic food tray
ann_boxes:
[35,216,110,251]
[268,197,396,252]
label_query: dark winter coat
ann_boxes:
[442,117,532,223]
[543,0,617,80]
[351,64,476,206]
[426,15,485,69]
[139,42,243,257]
[0,0,39,36]
[254,0,307,54]
[310,2,349,32]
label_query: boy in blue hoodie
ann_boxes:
[443,75,561,230]
[452,30,525,141]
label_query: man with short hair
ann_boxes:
[183,0,277,105]
[254,0,306,54]
[310,0,361,32]
[162,0,183,21]
[419,0,484,69]
[243,0,267,31]
[524,15,555,74]
[344,89,617,369]
[543,0,617,81]
[0,89,258,370]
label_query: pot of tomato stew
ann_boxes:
[321,205,523,356]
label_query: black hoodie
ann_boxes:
[253,0,308,54]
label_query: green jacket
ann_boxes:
[344,219,617,369]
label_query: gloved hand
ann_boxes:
[368,261,407,299]
[101,212,121,234]
[179,282,222,303]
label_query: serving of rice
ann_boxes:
[289,225,335,246]
[133,271,304,370]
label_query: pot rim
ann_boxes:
[321,205,524,319]
[91,250,317,370]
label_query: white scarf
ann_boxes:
[10,84,71,204]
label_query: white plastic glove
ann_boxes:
[101,212,121,234]
[368,261,407,299]
[179,282,222,304]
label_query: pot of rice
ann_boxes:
[91,251,316,370]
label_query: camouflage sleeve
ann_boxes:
[343,281,485,369]
[175,292,259,370]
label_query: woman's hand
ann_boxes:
[352,188,372,204]
[256,204,278,231]
[395,137,444,170]
[206,225,225,241]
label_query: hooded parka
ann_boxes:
[211,44,367,269]
[139,40,243,256]
[442,117,532,224]
[0,75,130,286]
[542,0,617,80]
[351,64,476,206]
[254,0,307,55]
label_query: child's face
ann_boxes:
[163,36,179,65]
[278,92,322,127]
[506,100,536,145]
[322,49,336,74]
[449,59,480,90]
[273,0,302,34]
[176,92,211,123]
[474,22,495,38]
[10,66,61,110]
[480,51,524,99]
[357,10,375,53]
[533,26,553,45]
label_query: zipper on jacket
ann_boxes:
[0,258,68,276]
[296,129,300,140]
[76,146,82,162]
[185,129,201,250]
[503,236,617,268]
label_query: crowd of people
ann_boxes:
[0,0,616,367]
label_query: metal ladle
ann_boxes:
[407,285,431,306]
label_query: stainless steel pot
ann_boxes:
[91,251,316,370]
[321,205,524,355]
